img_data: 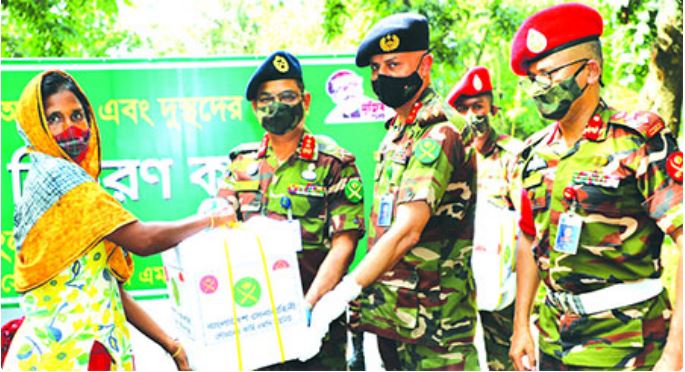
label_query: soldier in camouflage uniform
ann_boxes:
[508,3,683,371]
[447,66,522,371]
[305,13,480,371]
[217,51,365,370]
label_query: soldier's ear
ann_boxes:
[586,59,602,85]
[251,100,258,112]
[303,91,312,113]
[420,53,433,77]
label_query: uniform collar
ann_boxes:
[390,87,436,128]
[257,130,318,161]
[545,102,609,145]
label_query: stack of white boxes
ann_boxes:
[162,217,307,370]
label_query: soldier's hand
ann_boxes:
[309,275,362,339]
[653,347,682,371]
[509,326,537,371]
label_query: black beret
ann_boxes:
[246,51,303,100]
[355,13,429,67]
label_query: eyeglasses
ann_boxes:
[519,58,589,94]
[257,90,302,106]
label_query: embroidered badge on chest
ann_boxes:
[288,183,325,197]
[301,163,317,181]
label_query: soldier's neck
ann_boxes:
[558,94,600,147]
[270,126,304,161]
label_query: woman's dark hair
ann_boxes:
[41,72,92,124]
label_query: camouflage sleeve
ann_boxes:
[326,157,366,238]
[634,131,683,235]
[397,122,464,212]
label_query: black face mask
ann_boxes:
[256,101,304,135]
[371,54,427,109]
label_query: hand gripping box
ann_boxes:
[162,217,307,370]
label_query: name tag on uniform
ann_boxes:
[377,193,394,227]
[554,212,582,255]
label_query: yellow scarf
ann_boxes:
[14,70,137,292]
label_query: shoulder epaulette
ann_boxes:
[519,123,556,161]
[228,142,260,161]
[315,134,355,162]
[609,110,666,139]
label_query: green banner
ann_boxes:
[1,56,393,305]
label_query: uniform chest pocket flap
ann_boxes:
[522,172,548,210]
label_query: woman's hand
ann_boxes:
[169,339,192,371]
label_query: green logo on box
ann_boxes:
[234,277,261,307]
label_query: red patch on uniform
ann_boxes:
[405,101,423,124]
[300,134,316,160]
[257,133,270,158]
[178,272,185,282]
[646,118,665,138]
[666,151,683,183]
[583,114,603,141]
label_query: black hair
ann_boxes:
[41,72,92,124]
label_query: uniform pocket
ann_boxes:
[522,173,548,211]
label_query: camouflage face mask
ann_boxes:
[256,101,304,135]
[469,114,490,133]
[532,62,588,121]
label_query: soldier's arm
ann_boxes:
[305,230,359,307]
[509,189,539,371]
[628,125,682,370]
[351,201,431,287]
[657,227,683,371]
[305,157,365,306]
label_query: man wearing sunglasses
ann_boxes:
[304,13,480,370]
[218,51,365,370]
[446,66,522,371]
[508,3,682,371]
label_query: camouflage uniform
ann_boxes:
[518,105,682,370]
[472,127,522,371]
[349,88,479,370]
[219,131,365,371]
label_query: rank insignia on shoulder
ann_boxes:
[344,179,363,204]
[415,138,441,164]
[300,134,316,160]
